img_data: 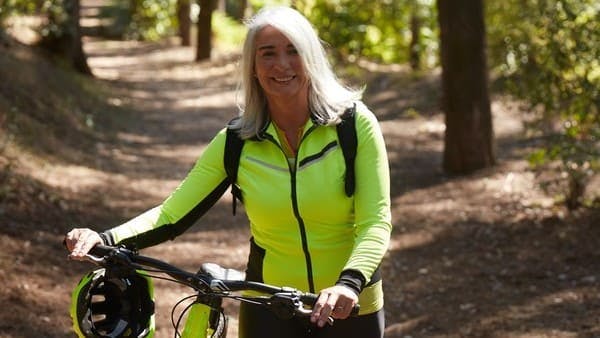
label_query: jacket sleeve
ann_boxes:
[102,129,230,249]
[340,102,392,286]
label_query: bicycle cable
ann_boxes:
[172,294,227,338]
[172,295,198,338]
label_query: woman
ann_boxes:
[65,6,391,338]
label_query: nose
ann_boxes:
[274,53,291,70]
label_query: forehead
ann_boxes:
[254,25,294,49]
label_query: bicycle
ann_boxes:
[68,244,359,338]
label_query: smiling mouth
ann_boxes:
[273,76,295,83]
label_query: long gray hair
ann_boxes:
[233,6,363,139]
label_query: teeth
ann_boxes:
[274,76,294,82]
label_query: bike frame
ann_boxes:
[181,302,217,338]
[179,293,228,338]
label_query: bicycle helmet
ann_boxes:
[70,268,155,338]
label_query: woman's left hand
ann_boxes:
[311,285,358,327]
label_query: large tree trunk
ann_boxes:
[196,0,215,61]
[177,0,191,46]
[437,0,494,174]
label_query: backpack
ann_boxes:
[224,105,357,215]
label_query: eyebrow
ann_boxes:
[257,45,275,51]
[257,43,296,51]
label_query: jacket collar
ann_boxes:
[255,112,323,141]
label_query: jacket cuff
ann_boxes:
[335,269,366,296]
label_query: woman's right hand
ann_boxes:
[64,228,103,260]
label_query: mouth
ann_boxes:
[273,75,295,83]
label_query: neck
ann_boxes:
[267,96,310,131]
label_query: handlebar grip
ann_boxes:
[88,244,116,257]
[300,293,360,317]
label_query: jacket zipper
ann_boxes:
[264,125,317,293]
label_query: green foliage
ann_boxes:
[298,0,437,66]
[487,0,599,209]
[127,0,177,40]
[212,10,247,51]
[38,0,73,46]
[250,0,292,12]
[0,0,39,24]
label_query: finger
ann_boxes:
[311,291,336,326]
[66,228,87,253]
[310,292,328,323]
[332,302,351,319]
[71,230,97,258]
[318,293,339,327]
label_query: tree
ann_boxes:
[225,0,247,21]
[39,0,92,76]
[66,0,91,74]
[408,7,422,70]
[437,0,494,174]
[177,0,191,46]
[196,0,216,61]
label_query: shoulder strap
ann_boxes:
[224,119,245,215]
[336,104,357,197]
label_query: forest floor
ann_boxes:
[1,9,600,338]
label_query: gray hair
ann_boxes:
[233,6,363,139]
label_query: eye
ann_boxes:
[257,48,276,58]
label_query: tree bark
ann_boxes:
[409,11,421,71]
[196,0,216,61]
[67,0,92,75]
[437,0,495,174]
[177,0,191,46]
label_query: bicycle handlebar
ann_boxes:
[85,245,360,318]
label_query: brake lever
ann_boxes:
[84,254,106,264]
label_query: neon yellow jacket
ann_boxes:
[102,102,392,314]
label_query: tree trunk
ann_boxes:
[68,0,92,75]
[40,0,92,75]
[437,0,494,174]
[177,0,191,46]
[225,0,246,21]
[196,0,215,61]
[409,11,421,71]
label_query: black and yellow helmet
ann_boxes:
[70,268,155,337]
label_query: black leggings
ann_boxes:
[238,302,385,338]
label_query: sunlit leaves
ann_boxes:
[488,0,599,208]
[127,0,176,40]
[298,0,438,66]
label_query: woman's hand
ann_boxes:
[64,228,103,260]
[311,285,358,327]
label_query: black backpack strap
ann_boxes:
[224,119,245,215]
[336,104,357,197]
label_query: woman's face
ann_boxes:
[253,26,309,103]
